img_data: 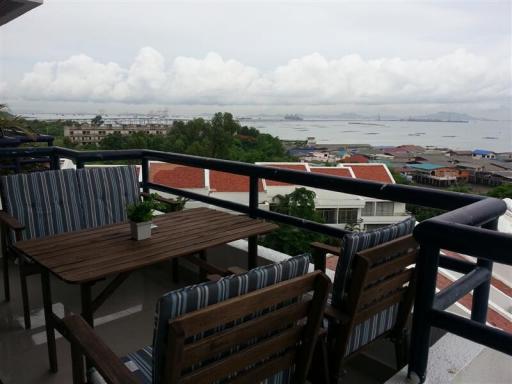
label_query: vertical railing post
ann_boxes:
[408,243,440,383]
[50,153,60,170]
[247,176,259,269]
[471,218,497,323]
[76,159,84,169]
[141,157,149,194]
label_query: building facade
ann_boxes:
[64,123,170,145]
[147,161,409,231]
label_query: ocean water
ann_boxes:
[252,120,512,152]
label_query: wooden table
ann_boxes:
[14,207,277,372]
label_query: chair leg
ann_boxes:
[394,330,409,369]
[308,336,330,384]
[2,253,9,302]
[19,260,31,329]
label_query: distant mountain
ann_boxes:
[406,111,492,122]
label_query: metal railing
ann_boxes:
[0,146,511,382]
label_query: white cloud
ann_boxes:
[18,47,510,106]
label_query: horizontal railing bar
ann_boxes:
[415,220,512,265]
[429,309,512,355]
[147,182,348,237]
[439,255,476,274]
[146,182,251,215]
[427,198,506,227]
[255,209,349,238]
[433,267,490,311]
[0,147,489,210]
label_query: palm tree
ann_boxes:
[0,104,36,139]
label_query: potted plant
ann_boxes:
[127,200,155,240]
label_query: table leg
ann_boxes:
[199,250,207,280]
[248,235,258,269]
[80,283,94,379]
[41,271,58,372]
[80,283,93,327]
[172,258,179,283]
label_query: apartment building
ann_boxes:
[64,123,170,145]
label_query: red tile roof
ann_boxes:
[264,164,308,186]
[310,167,353,178]
[348,164,394,184]
[209,171,264,192]
[341,154,369,164]
[150,163,205,189]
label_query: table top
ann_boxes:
[15,207,277,284]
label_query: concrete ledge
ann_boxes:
[386,334,484,384]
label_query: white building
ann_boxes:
[148,161,409,231]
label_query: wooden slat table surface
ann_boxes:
[15,207,277,284]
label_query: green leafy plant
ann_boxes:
[127,200,154,223]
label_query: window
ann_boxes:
[338,208,358,224]
[376,202,394,216]
[317,208,337,224]
[361,202,375,216]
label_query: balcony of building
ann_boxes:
[0,146,510,384]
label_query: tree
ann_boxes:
[487,184,512,199]
[91,115,104,126]
[260,188,326,255]
[97,112,290,163]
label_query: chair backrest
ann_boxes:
[76,166,139,228]
[152,254,312,384]
[331,216,416,309]
[164,271,330,384]
[340,234,418,357]
[0,169,84,241]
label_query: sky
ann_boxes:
[0,0,511,118]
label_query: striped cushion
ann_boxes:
[329,217,415,355]
[0,169,84,242]
[345,303,400,356]
[152,254,311,384]
[331,217,416,309]
[90,346,153,384]
[77,166,140,228]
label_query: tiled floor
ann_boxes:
[0,248,397,383]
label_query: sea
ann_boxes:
[22,113,512,152]
[252,119,512,152]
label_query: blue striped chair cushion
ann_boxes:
[90,346,153,384]
[152,254,311,384]
[345,303,400,356]
[331,217,416,309]
[77,166,140,228]
[0,169,84,242]
[329,217,415,356]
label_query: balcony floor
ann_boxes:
[0,248,398,384]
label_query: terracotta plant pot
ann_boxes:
[130,221,152,240]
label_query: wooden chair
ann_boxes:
[0,166,140,329]
[61,255,330,384]
[321,235,418,383]
[309,218,417,382]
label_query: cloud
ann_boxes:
[18,47,510,106]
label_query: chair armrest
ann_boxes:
[310,242,341,257]
[227,266,247,275]
[324,304,350,325]
[207,274,223,282]
[310,242,341,273]
[62,314,139,384]
[0,211,24,231]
